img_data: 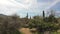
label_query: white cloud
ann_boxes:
[0,5,18,15]
[0,0,59,17]
[0,0,34,15]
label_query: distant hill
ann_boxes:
[0,14,7,17]
[0,14,8,19]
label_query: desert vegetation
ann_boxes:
[0,10,60,34]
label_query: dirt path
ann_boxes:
[19,28,32,34]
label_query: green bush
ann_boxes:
[2,29,21,34]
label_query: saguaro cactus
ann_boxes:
[43,11,45,20]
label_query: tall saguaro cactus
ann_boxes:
[43,11,45,19]
[26,13,28,19]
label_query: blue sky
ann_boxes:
[37,0,54,2]
[51,2,60,11]
[0,0,60,18]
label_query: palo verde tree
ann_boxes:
[47,10,58,23]
[37,10,59,34]
[29,10,59,34]
[32,16,59,34]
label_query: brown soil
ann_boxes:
[19,28,32,34]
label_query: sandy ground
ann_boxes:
[19,28,32,34]
[19,28,60,34]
